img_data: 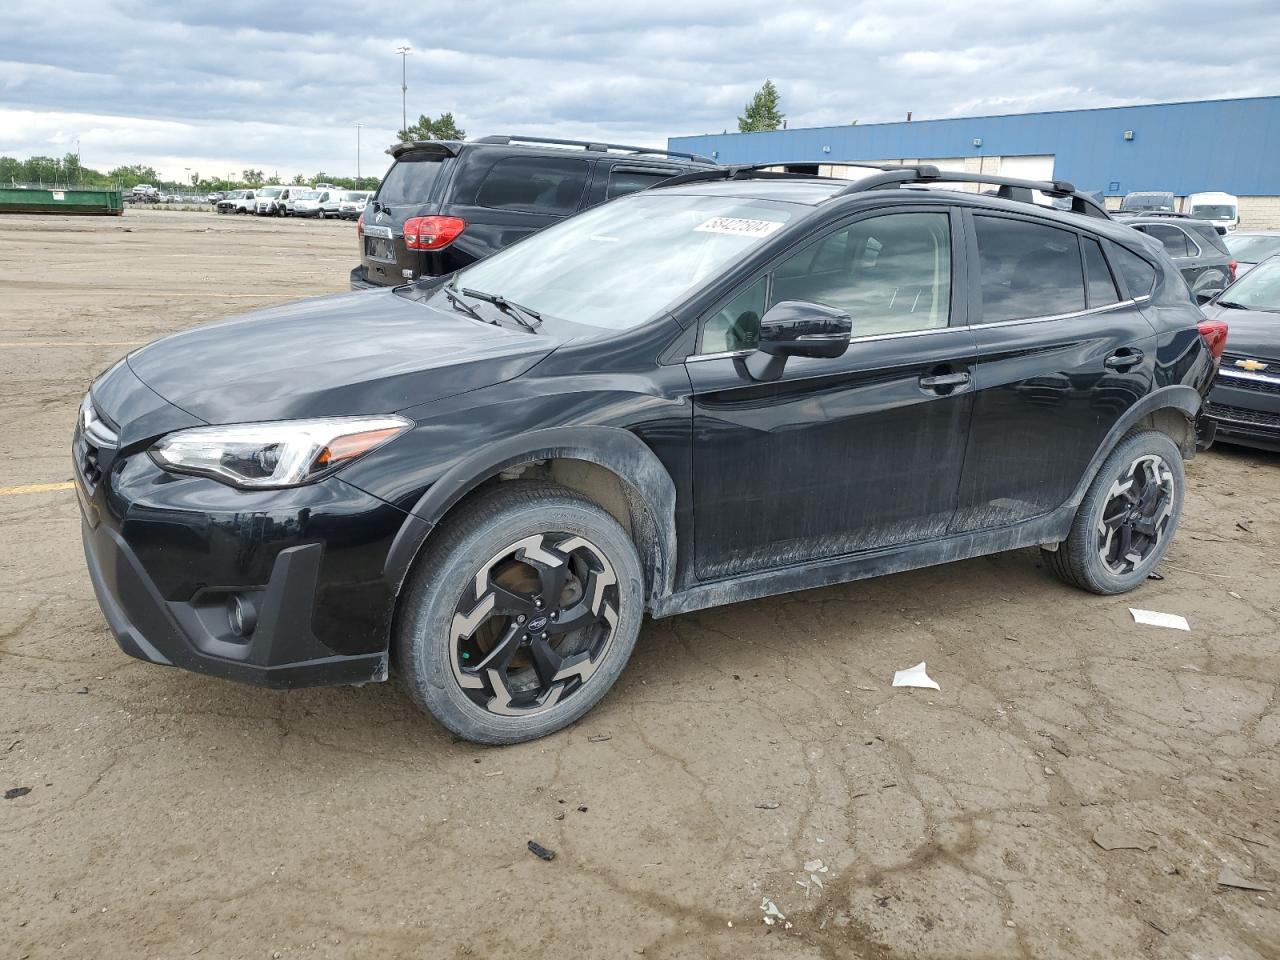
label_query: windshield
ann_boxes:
[259,187,283,198]
[298,191,321,199]
[1121,194,1175,212]
[1189,204,1235,220]
[1220,257,1280,311]
[452,193,800,330]
[1226,234,1280,264]
[342,191,366,201]
[378,153,448,206]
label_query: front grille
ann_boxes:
[1205,401,1280,430]
[75,395,118,495]
[1215,371,1280,395]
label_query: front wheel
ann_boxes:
[396,482,644,744]
[1043,430,1185,594]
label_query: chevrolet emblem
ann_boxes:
[1235,358,1269,372]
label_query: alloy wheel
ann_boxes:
[1095,454,1175,575]
[449,532,620,716]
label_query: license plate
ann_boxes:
[365,237,395,261]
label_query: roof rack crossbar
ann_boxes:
[655,161,941,190]
[472,134,713,164]
[839,168,1109,219]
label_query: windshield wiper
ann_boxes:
[440,284,493,324]
[460,287,543,331]
[1215,299,1249,310]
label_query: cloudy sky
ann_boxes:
[4,0,1279,182]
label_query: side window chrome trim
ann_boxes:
[972,297,1141,329]
[686,321,969,363]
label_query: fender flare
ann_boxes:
[383,426,678,603]
[1064,384,1202,512]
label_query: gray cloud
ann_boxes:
[3,0,1278,181]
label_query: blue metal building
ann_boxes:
[669,96,1280,199]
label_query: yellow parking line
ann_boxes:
[0,481,76,496]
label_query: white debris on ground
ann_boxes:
[1129,608,1191,630]
[892,661,940,690]
[796,859,829,897]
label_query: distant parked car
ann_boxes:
[1116,191,1176,215]
[1126,216,1236,296]
[207,191,226,204]
[254,186,289,216]
[352,134,715,288]
[1183,192,1239,234]
[1225,231,1280,276]
[216,189,257,214]
[291,190,331,218]
[337,190,372,220]
[1199,255,1280,452]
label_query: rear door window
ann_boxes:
[377,153,449,206]
[1138,224,1193,258]
[606,166,679,200]
[1082,237,1120,308]
[473,156,590,215]
[973,216,1086,322]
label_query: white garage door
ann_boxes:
[997,155,1055,181]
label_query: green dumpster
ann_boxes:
[0,186,124,216]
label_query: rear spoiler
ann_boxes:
[387,140,463,159]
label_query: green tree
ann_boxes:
[292,173,307,185]
[241,168,265,185]
[737,79,784,133]
[397,111,466,142]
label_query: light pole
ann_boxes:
[354,122,365,184]
[395,44,412,135]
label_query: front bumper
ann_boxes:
[75,374,418,688]
[1203,367,1280,452]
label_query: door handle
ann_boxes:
[919,371,970,389]
[1104,349,1145,370]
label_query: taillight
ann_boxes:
[356,212,364,239]
[403,216,465,251]
[1198,319,1229,362]
[1229,260,1238,281]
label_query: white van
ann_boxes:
[1183,192,1239,233]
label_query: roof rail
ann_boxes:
[471,135,714,164]
[838,168,1110,219]
[657,161,943,190]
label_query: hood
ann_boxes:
[1204,304,1280,363]
[126,288,554,423]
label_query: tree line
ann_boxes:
[1,153,380,193]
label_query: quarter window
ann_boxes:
[701,276,767,354]
[1082,237,1120,308]
[1110,246,1158,298]
[770,212,952,336]
[473,156,589,215]
[974,216,1086,323]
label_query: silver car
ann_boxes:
[1225,230,1280,276]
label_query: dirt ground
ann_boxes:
[2,208,1278,960]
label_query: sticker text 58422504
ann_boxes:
[694,217,785,238]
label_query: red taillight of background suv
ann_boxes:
[1198,319,1229,362]
[1229,260,1238,281]
[403,216,466,251]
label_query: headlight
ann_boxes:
[150,416,411,489]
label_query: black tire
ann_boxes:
[396,481,644,744]
[1043,430,1184,594]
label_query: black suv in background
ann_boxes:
[1124,214,1237,296]
[80,163,1223,744]
[350,135,715,288]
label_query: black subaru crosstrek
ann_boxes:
[78,163,1225,744]
[350,135,716,289]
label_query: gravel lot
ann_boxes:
[2,208,1278,960]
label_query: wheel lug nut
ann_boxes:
[516,615,526,624]
[550,611,558,620]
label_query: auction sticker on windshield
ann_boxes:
[694,217,785,238]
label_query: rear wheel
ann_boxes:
[396,482,644,744]
[1043,430,1184,594]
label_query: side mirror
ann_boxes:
[1195,288,1224,305]
[744,300,852,381]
